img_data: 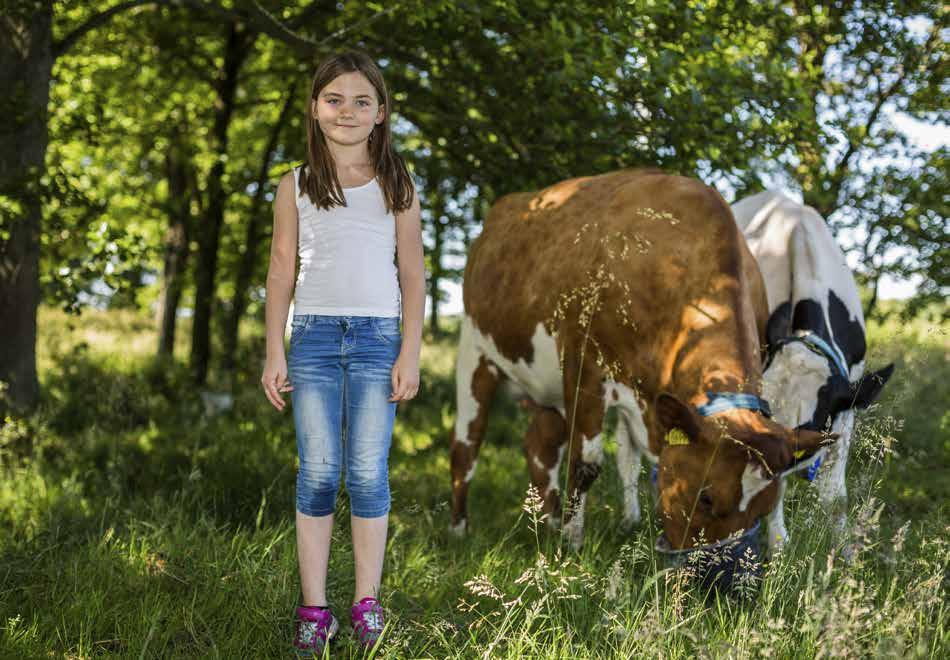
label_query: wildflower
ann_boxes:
[521,485,544,517]
[464,574,505,602]
[604,558,624,601]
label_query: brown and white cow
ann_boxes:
[449,169,836,550]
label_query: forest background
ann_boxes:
[1,1,946,657]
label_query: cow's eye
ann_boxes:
[698,491,714,510]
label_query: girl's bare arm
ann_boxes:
[390,187,424,402]
[262,172,298,410]
[395,188,425,360]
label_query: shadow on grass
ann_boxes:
[3,311,947,656]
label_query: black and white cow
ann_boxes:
[730,190,894,547]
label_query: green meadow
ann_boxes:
[1,307,946,658]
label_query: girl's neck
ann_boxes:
[326,140,372,170]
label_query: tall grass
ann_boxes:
[0,307,946,658]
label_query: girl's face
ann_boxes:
[312,72,384,150]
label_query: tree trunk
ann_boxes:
[221,82,296,387]
[428,195,445,338]
[864,273,880,321]
[156,126,192,357]
[190,22,253,385]
[0,2,53,415]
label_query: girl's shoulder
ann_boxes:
[273,165,305,213]
[284,163,306,202]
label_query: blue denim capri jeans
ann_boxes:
[287,314,401,519]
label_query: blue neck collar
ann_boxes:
[693,391,824,482]
[695,391,772,418]
[768,331,849,379]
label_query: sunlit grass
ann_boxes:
[1,306,946,657]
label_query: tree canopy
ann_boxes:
[0,0,945,412]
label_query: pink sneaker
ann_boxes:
[350,597,386,648]
[292,605,338,656]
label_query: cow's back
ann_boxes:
[732,191,867,372]
[464,169,761,393]
[732,192,863,324]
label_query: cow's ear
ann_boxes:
[655,393,701,444]
[849,363,894,410]
[765,302,791,350]
[787,428,839,460]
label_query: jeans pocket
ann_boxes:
[372,317,401,344]
[290,315,308,345]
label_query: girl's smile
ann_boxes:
[312,71,384,147]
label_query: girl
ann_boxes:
[261,51,424,654]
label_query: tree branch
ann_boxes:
[54,0,396,62]
[288,0,338,31]
[826,23,940,208]
[829,72,907,191]
[53,0,159,58]
[241,0,401,57]
[248,79,298,243]
[237,0,326,55]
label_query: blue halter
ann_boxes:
[695,391,772,418]
[765,330,850,482]
[768,330,850,380]
[650,391,773,484]
[652,390,821,483]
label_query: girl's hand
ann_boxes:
[389,352,420,402]
[262,353,294,411]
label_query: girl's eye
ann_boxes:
[323,98,371,108]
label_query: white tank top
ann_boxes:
[291,165,401,316]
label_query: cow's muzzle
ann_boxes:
[654,519,763,598]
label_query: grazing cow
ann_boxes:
[449,169,835,550]
[730,191,894,547]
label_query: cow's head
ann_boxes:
[762,342,894,432]
[653,392,837,549]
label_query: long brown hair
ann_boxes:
[299,51,414,214]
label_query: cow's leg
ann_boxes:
[766,479,789,552]
[523,404,567,528]
[605,381,652,530]
[560,346,606,550]
[449,347,502,536]
[815,410,854,538]
[615,409,644,530]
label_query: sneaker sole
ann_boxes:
[293,618,339,657]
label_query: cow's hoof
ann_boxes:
[621,515,641,533]
[448,519,468,537]
[620,509,641,532]
[830,510,848,538]
[840,539,858,565]
[562,523,584,551]
[767,530,788,555]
